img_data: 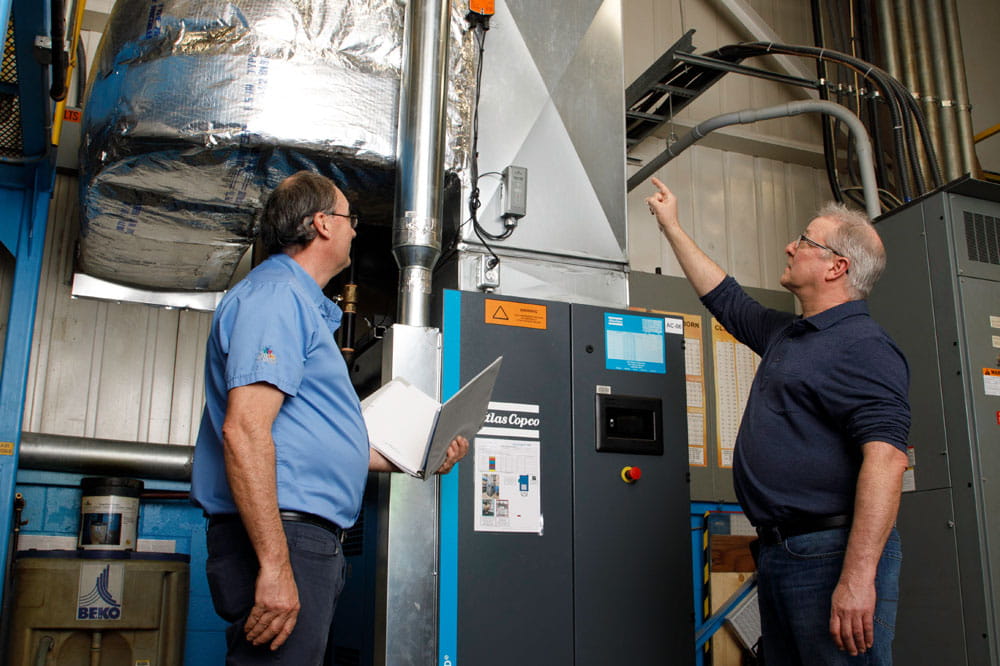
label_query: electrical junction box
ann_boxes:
[502,165,527,218]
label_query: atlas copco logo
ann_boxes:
[77,563,123,620]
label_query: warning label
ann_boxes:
[485,299,547,330]
[985,368,1000,397]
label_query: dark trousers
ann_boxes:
[755,527,901,665]
[206,518,347,665]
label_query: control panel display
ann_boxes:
[604,313,666,374]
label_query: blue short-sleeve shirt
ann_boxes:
[191,254,370,528]
[701,276,911,526]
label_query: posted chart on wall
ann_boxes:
[473,401,542,534]
[710,319,760,469]
[657,311,707,466]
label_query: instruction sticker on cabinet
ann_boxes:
[474,401,542,534]
[984,368,1000,397]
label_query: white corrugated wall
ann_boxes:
[21,175,211,445]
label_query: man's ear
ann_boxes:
[312,212,332,239]
[827,255,850,281]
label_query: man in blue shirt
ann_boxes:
[646,177,910,665]
[192,171,469,664]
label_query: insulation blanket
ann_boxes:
[80,0,472,291]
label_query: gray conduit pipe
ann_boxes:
[924,0,961,180]
[910,0,944,181]
[942,0,977,177]
[18,432,192,482]
[626,100,881,220]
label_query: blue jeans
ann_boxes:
[206,518,347,665]
[755,527,901,666]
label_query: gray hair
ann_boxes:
[259,171,341,256]
[817,202,886,299]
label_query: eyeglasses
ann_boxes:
[323,211,360,229]
[796,234,844,257]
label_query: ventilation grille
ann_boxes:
[964,211,1000,265]
[0,15,24,158]
[342,507,364,557]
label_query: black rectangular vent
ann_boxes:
[964,210,1000,265]
[342,508,364,557]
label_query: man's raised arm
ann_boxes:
[645,177,726,297]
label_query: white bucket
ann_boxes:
[78,477,143,551]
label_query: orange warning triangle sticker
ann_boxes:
[485,299,547,329]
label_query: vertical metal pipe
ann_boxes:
[943,0,978,177]
[924,0,960,180]
[890,0,928,192]
[909,0,944,185]
[392,0,451,327]
[875,0,900,78]
[384,5,451,665]
[891,0,919,92]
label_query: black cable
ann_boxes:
[709,42,942,199]
[49,0,68,101]
[464,20,502,271]
[810,0,845,203]
[855,0,890,191]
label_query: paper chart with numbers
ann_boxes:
[660,311,708,466]
[710,319,760,469]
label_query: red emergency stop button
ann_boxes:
[621,466,642,483]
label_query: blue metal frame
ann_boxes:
[0,0,57,608]
[438,289,461,666]
[690,501,743,665]
[694,571,757,650]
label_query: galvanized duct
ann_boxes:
[878,0,977,182]
[79,0,475,292]
[392,0,450,327]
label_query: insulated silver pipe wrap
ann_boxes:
[393,0,450,327]
[628,100,880,220]
[19,432,193,481]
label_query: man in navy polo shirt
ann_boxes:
[646,177,910,665]
[192,171,469,664]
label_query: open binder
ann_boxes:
[362,357,503,478]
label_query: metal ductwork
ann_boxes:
[392,0,450,328]
[78,0,474,293]
[18,432,192,482]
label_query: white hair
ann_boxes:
[817,202,886,299]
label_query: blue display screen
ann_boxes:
[604,313,666,374]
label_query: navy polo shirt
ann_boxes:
[192,254,370,529]
[701,277,910,527]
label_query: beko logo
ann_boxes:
[77,563,123,620]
